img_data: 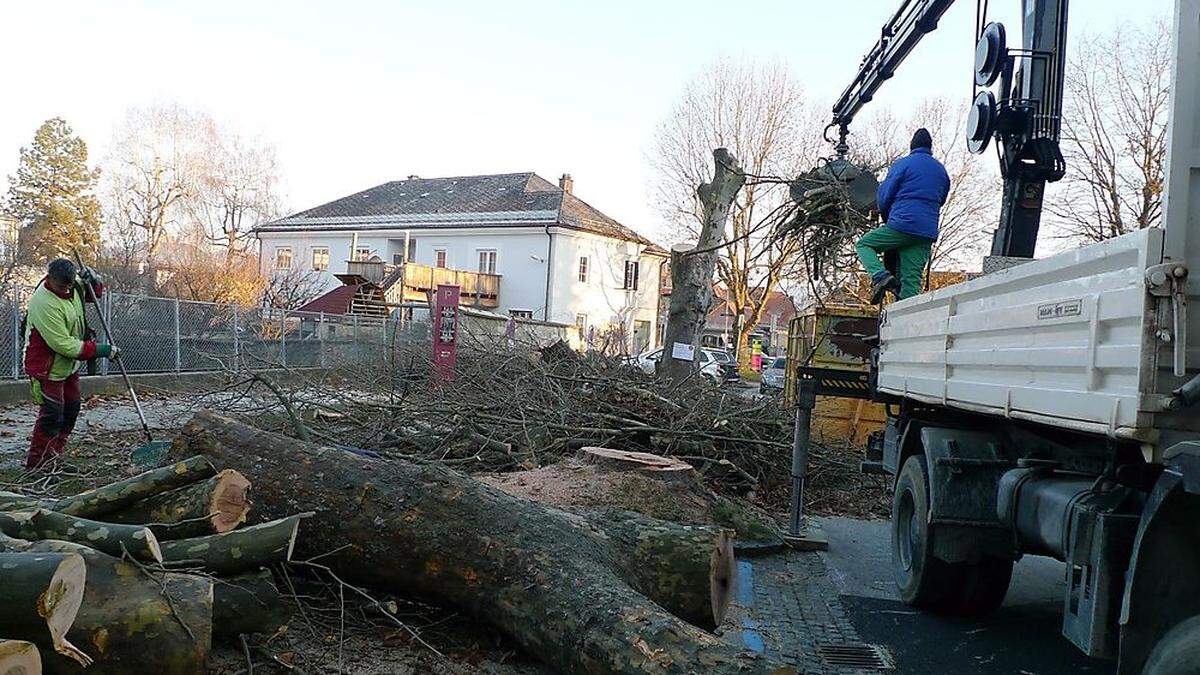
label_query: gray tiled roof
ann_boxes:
[259,172,659,248]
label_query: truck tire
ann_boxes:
[1142,615,1200,675]
[892,455,960,609]
[892,455,1013,615]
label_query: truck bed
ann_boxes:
[876,228,1189,444]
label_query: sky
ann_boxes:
[0,0,1173,245]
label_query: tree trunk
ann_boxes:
[0,511,161,563]
[158,515,301,575]
[661,148,745,384]
[174,411,792,675]
[0,552,90,667]
[51,456,217,519]
[0,639,42,675]
[5,540,212,675]
[101,470,251,540]
[212,570,292,640]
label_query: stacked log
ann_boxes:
[176,411,795,675]
[0,455,298,674]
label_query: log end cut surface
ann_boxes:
[210,470,252,533]
[0,639,41,675]
[710,530,736,627]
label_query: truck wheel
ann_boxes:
[892,455,960,609]
[892,455,1013,616]
[952,555,1013,616]
[1142,615,1200,675]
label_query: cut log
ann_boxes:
[101,470,251,540]
[0,639,42,675]
[158,515,300,575]
[2,540,212,675]
[176,411,793,675]
[0,511,161,563]
[578,510,734,629]
[50,456,216,518]
[212,570,293,640]
[0,552,90,667]
[0,492,44,511]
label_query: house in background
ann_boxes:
[256,172,667,354]
[702,288,797,357]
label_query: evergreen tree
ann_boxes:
[4,118,102,267]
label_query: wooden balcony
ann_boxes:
[342,259,500,308]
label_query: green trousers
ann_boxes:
[855,226,933,300]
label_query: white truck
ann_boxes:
[826,1,1200,672]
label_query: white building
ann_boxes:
[255,172,667,352]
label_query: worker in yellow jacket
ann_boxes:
[22,258,117,469]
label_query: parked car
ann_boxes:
[760,357,786,394]
[633,347,738,384]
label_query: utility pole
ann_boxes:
[660,148,745,384]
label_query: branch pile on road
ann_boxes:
[0,456,299,674]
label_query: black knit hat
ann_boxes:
[911,128,933,150]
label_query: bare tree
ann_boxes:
[187,131,282,255]
[650,58,818,365]
[102,105,213,267]
[1048,19,1171,243]
[261,268,328,311]
[152,226,266,305]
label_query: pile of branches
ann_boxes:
[774,157,880,285]
[0,456,302,674]
[210,342,817,496]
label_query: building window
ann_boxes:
[406,239,418,262]
[478,249,497,274]
[509,309,534,320]
[274,247,292,270]
[311,247,330,272]
[623,260,640,290]
[434,249,448,268]
[578,256,589,283]
[575,313,587,335]
[392,253,404,266]
[354,246,371,261]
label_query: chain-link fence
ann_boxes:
[0,285,391,380]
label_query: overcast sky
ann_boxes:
[0,0,1173,244]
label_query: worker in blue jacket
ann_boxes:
[856,128,951,303]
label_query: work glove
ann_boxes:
[78,266,104,301]
[95,344,120,359]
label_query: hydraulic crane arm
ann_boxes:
[830,0,958,150]
[830,0,1069,259]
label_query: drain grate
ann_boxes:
[814,642,894,671]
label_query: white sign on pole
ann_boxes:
[671,342,695,361]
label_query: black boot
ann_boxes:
[870,271,896,304]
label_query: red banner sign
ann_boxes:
[432,284,459,383]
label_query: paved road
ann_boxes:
[818,517,1114,674]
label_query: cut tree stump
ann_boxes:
[175,411,794,675]
[212,570,293,640]
[158,515,301,575]
[0,639,42,675]
[2,540,212,675]
[0,552,90,667]
[0,511,162,563]
[102,469,251,540]
[51,456,216,518]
